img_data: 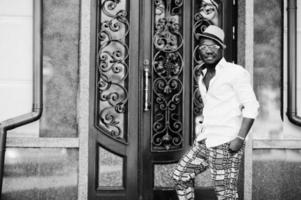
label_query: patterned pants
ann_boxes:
[172,140,244,200]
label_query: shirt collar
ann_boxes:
[200,57,226,76]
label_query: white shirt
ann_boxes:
[196,58,259,147]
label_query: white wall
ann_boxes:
[0,0,38,136]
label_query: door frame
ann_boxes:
[79,1,254,200]
[84,0,241,199]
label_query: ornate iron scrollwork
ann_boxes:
[96,0,129,142]
[152,0,184,151]
[192,0,222,138]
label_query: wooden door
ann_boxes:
[88,0,140,199]
[88,0,237,199]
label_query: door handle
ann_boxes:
[143,59,151,111]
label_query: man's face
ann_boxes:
[199,38,223,64]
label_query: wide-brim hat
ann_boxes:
[197,25,226,49]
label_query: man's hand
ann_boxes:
[229,137,244,153]
[228,117,254,153]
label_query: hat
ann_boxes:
[198,25,226,49]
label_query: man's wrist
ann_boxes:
[236,135,245,141]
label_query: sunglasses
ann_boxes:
[199,44,221,51]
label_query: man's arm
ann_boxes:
[229,117,254,152]
[229,68,259,152]
[238,117,255,138]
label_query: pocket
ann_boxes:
[229,142,245,157]
[208,142,230,157]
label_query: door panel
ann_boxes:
[89,0,237,199]
[89,0,140,199]
[151,0,185,152]
[141,1,189,199]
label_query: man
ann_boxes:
[172,25,259,200]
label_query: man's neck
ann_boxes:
[204,61,219,71]
[205,63,216,72]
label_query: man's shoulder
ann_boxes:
[222,60,248,74]
[221,60,250,81]
[222,59,242,69]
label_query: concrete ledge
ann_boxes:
[253,139,301,149]
[6,137,79,148]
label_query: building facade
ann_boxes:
[0,0,300,199]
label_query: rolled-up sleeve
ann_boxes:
[232,69,260,119]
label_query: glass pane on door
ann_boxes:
[97,0,130,142]
[98,146,124,188]
[152,0,184,152]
